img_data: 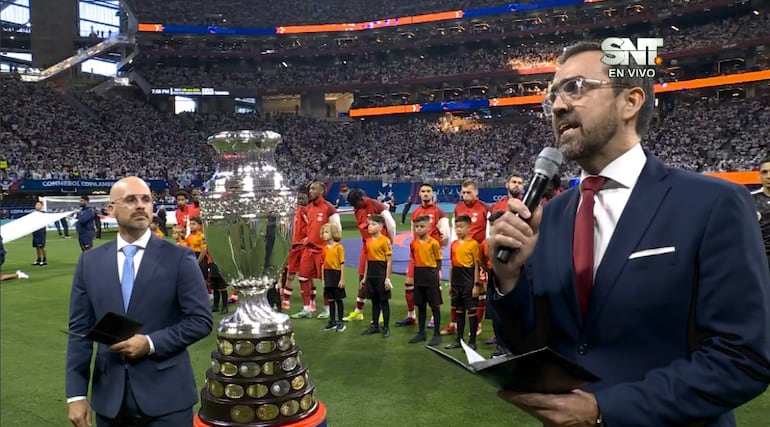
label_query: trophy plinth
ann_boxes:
[197,130,326,426]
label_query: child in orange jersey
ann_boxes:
[150,216,164,238]
[360,215,393,338]
[446,214,481,350]
[407,215,443,347]
[321,223,346,332]
[172,226,187,247]
[185,216,209,282]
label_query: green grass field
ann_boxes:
[1,216,769,426]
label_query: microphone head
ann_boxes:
[534,147,563,178]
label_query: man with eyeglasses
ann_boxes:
[66,176,213,427]
[487,42,770,426]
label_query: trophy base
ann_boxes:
[194,401,327,427]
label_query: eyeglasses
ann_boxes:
[111,194,153,206]
[542,77,629,117]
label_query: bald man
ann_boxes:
[66,177,212,427]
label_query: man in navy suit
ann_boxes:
[488,42,770,426]
[75,195,97,252]
[66,177,213,427]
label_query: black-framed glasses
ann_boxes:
[542,77,628,117]
[111,194,153,206]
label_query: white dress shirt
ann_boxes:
[578,143,647,275]
[117,229,152,283]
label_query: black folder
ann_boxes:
[64,312,143,345]
[427,343,599,394]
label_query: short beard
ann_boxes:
[556,109,617,162]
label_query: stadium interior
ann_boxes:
[0,0,769,425]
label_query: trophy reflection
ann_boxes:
[195,130,327,427]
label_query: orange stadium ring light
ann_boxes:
[704,171,761,186]
[348,70,770,118]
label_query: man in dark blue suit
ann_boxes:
[66,177,213,427]
[488,42,770,426]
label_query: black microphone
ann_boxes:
[495,147,563,263]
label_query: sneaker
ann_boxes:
[484,336,497,346]
[381,327,391,338]
[468,342,478,351]
[342,311,364,322]
[317,309,330,319]
[281,301,291,310]
[444,341,462,350]
[408,333,426,344]
[16,270,29,280]
[39,261,47,266]
[32,261,40,266]
[290,309,314,319]
[395,317,416,327]
[361,325,380,336]
[440,325,456,336]
[336,323,347,332]
[429,335,442,347]
[491,346,510,358]
[323,321,337,331]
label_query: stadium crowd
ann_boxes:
[1,75,767,187]
[137,10,769,91]
[125,0,687,28]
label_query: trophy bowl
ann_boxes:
[200,130,295,339]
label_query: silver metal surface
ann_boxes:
[200,130,295,339]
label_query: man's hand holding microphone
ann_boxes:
[488,146,561,295]
[487,200,543,294]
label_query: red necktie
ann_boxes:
[573,176,607,318]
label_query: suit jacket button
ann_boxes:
[578,344,588,355]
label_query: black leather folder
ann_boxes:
[64,312,142,345]
[427,344,599,394]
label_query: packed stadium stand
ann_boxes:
[0,0,768,191]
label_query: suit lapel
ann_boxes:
[127,236,162,315]
[584,154,671,331]
[98,241,125,314]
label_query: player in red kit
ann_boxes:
[281,187,309,311]
[291,181,341,319]
[491,174,524,214]
[341,189,396,322]
[442,179,489,336]
[395,183,450,327]
[175,190,200,236]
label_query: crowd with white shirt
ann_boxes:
[1,73,767,188]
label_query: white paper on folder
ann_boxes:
[461,339,488,364]
[1,210,77,243]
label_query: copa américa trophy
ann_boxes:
[196,130,327,426]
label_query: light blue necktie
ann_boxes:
[121,245,138,312]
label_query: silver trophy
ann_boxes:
[196,131,326,426]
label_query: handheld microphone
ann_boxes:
[495,147,563,263]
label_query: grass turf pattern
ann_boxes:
[1,216,768,426]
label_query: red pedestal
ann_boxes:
[194,401,327,427]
